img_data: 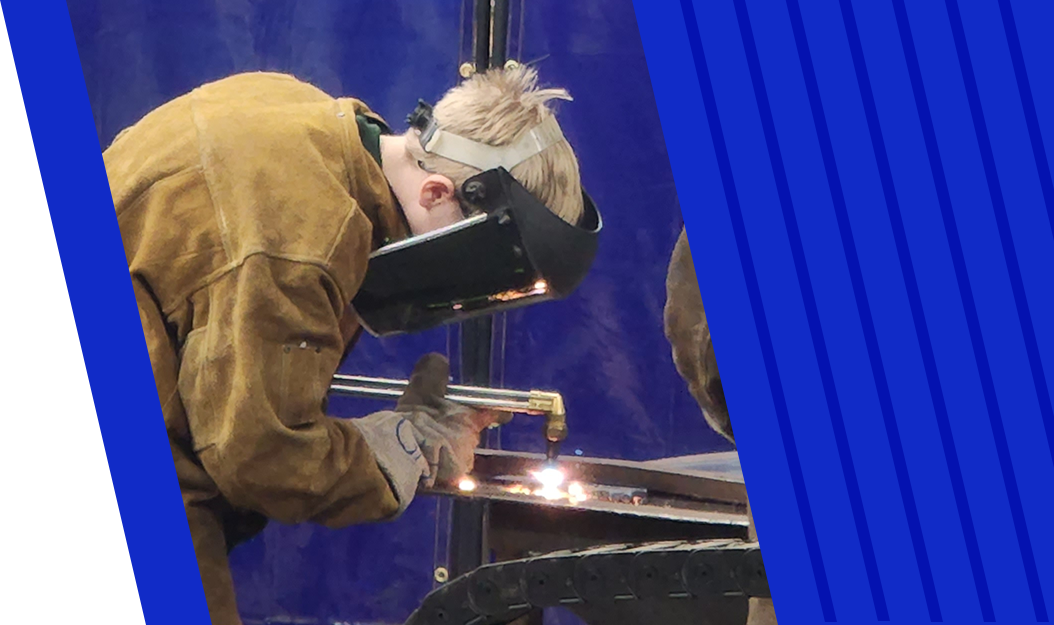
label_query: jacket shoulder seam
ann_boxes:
[161,251,351,318]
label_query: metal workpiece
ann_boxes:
[422,449,750,538]
[467,450,749,509]
[403,539,767,625]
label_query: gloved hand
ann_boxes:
[349,353,499,518]
[347,410,430,518]
[395,353,499,487]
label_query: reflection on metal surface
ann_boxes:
[502,475,632,508]
[487,280,548,303]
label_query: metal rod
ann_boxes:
[329,383,538,414]
[491,0,510,68]
[329,378,542,414]
[328,375,568,446]
[332,374,533,400]
[473,0,491,73]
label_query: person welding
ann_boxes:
[105,67,600,625]
[664,228,777,625]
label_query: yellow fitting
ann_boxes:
[527,390,567,443]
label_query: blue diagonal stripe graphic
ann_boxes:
[677,0,837,619]
[780,0,943,618]
[729,0,888,618]
[941,0,1049,619]
[891,0,1045,619]
[997,0,1054,243]
[836,0,996,620]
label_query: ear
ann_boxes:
[419,175,457,210]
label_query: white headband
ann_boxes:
[420,115,567,172]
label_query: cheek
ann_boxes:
[406,199,465,236]
[401,204,429,236]
[432,200,465,229]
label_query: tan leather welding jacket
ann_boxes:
[105,72,409,625]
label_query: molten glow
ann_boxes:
[567,481,588,504]
[506,484,533,496]
[457,477,477,492]
[501,466,592,504]
[534,280,549,292]
[531,468,565,501]
[532,467,566,489]
[518,467,573,501]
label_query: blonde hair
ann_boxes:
[405,66,584,225]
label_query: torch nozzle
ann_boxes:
[545,440,561,463]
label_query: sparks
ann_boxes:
[530,467,567,501]
[531,467,565,489]
[502,467,592,504]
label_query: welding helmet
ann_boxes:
[351,100,602,337]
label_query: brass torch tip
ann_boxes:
[545,440,560,463]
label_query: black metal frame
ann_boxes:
[449,0,516,581]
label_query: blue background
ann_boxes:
[59,0,730,623]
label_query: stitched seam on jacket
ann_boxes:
[160,250,352,318]
[324,199,358,270]
[332,99,379,270]
[335,99,361,213]
[114,166,205,219]
[189,90,235,263]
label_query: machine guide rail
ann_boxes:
[404,538,769,625]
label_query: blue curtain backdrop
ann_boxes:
[67,1,728,622]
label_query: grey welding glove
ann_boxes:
[349,410,430,517]
[395,353,498,488]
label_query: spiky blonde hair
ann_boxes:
[405,66,584,225]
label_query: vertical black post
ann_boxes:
[455,0,493,546]
[491,0,510,69]
[449,317,492,577]
[473,0,491,73]
[449,0,516,580]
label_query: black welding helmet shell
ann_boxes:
[352,167,602,336]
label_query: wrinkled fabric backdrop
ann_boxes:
[68,0,733,622]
